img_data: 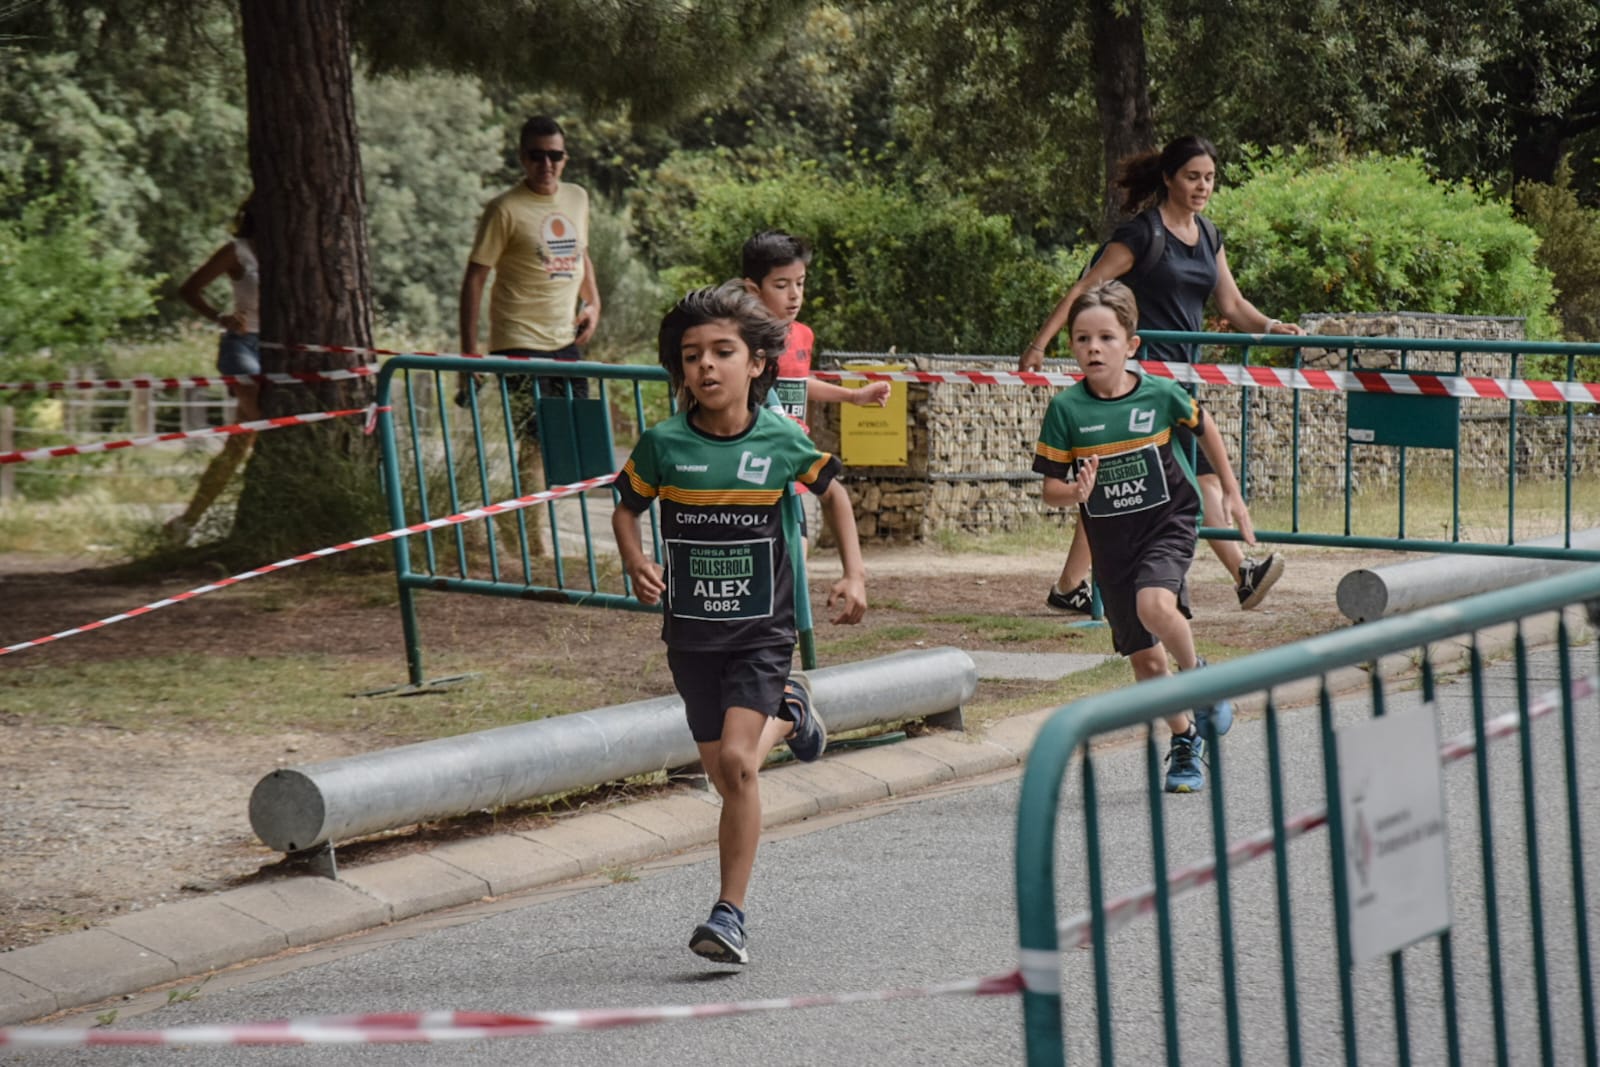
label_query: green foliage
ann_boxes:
[0,169,160,363]
[1211,151,1558,335]
[358,69,500,344]
[351,0,809,124]
[642,168,1061,352]
[0,19,250,325]
[1516,162,1600,342]
[584,199,669,364]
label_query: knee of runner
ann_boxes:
[715,748,762,789]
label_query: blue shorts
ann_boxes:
[667,645,793,743]
[217,332,261,376]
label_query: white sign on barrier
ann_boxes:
[1336,704,1452,965]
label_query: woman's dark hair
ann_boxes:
[741,230,813,284]
[1113,135,1219,214]
[232,194,257,241]
[657,281,787,410]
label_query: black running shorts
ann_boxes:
[1100,533,1195,656]
[667,644,793,743]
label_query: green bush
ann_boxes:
[1516,161,1600,344]
[1210,150,1558,337]
[0,169,160,372]
[642,166,1060,353]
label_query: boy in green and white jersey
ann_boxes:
[612,282,868,964]
[1032,281,1255,793]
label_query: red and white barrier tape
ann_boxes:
[0,970,1022,1047]
[812,363,1600,404]
[1030,671,1597,985]
[4,341,1596,402]
[273,340,1600,402]
[0,366,379,393]
[0,408,380,466]
[0,473,617,658]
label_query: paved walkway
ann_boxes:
[3,639,1594,1066]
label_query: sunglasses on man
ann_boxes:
[524,148,566,163]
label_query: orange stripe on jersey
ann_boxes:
[622,460,657,499]
[1176,394,1200,428]
[796,453,834,486]
[1046,429,1175,463]
[659,486,786,506]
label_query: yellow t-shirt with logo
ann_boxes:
[468,181,589,352]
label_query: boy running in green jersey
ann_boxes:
[612,282,868,963]
[1032,280,1248,793]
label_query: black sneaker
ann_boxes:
[780,674,826,762]
[1045,579,1093,614]
[690,901,749,964]
[1236,553,1284,610]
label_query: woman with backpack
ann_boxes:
[1018,135,1303,614]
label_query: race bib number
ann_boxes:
[1081,444,1170,519]
[773,377,808,421]
[666,539,775,621]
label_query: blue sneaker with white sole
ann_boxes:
[1164,731,1207,793]
[690,900,748,964]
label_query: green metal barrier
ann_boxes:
[372,355,816,687]
[1134,329,1600,563]
[1014,565,1600,1065]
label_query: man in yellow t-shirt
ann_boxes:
[458,115,602,442]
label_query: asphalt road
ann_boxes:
[11,644,1597,1066]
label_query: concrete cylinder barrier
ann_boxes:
[250,646,978,854]
[1336,527,1600,623]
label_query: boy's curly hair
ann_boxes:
[658,281,788,410]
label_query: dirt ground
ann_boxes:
[0,541,1377,953]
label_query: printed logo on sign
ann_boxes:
[1128,408,1156,434]
[541,212,580,279]
[736,451,772,485]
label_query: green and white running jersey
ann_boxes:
[617,406,840,651]
[1032,371,1205,584]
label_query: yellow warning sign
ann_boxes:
[839,363,908,467]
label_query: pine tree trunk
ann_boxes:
[1089,0,1156,237]
[231,0,381,559]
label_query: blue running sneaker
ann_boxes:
[1190,656,1234,738]
[780,674,826,762]
[1164,731,1207,794]
[690,901,748,964]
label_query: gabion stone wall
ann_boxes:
[813,313,1596,544]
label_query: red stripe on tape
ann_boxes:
[0,970,1022,1047]
[0,473,618,657]
[0,408,379,466]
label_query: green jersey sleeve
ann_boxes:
[1032,391,1077,481]
[616,427,660,514]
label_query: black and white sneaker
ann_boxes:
[1236,553,1284,610]
[1045,579,1093,615]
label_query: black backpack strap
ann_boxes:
[1125,207,1165,286]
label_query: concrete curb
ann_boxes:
[1,612,1579,1026]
